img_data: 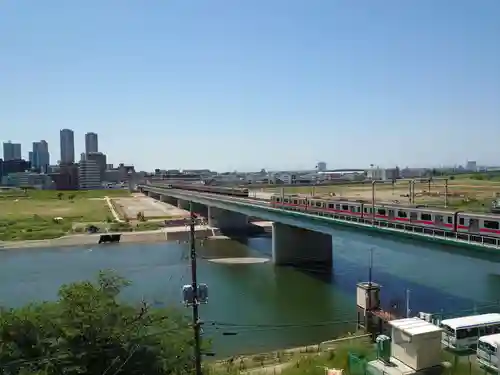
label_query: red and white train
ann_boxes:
[270,194,500,239]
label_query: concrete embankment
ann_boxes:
[0,222,273,250]
[0,227,210,250]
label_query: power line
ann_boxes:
[7,299,500,370]
[0,316,362,369]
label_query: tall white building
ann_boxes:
[466,161,477,172]
[85,132,98,154]
[60,129,75,164]
[316,162,327,172]
[78,160,102,189]
[3,141,22,161]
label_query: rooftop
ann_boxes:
[441,313,500,329]
[479,333,500,346]
[389,317,442,336]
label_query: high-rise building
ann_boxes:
[60,129,75,165]
[466,161,477,172]
[78,159,102,189]
[3,141,22,161]
[85,132,98,154]
[31,140,50,172]
[316,162,327,172]
[87,152,107,180]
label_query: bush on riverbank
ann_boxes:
[0,271,198,375]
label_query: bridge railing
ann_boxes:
[282,207,500,249]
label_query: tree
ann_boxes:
[0,271,196,375]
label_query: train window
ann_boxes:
[397,211,408,218]
[335,204,341,210]
[328,203,335,209]
[377,208,386,216]
[459,218,465,225]
[315,201,322,207]
[276,197,281,202]
[283,198,289,203]
[350,206,358,213]
[484,220,500,230]
[421,213,432,221]
[342,204,349,211]
[292,199,298,204]
[447,217,453,224]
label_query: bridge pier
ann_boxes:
[272,223,332,268]
[192,202,208,217]
[177,199,190,211]
[160,195,177,206]
[208,206,248,232]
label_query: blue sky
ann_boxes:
[1,1,499,172]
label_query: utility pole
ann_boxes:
[444,178,448,208]
[189,203,202,375]
[406,289,411,318]
[371,181,376,224]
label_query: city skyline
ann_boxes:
[2,1,499,171]
[0,132,490,173]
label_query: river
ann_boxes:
[1,227,500,358]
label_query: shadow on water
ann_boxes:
[247,233,500,319]
[330,224,500,263]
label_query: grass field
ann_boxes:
[259,175,500,213]
[0,189,130,241]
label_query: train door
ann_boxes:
[282,197,290,210]
[410,211,418,223]
[435,214,444,227]
[299,199,307,211]
[388,209,395,220]
[469,218,480,233]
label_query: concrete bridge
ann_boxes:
[137,185,333,269]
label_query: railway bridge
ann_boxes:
[137,184,500,268]
[137,185,334,268]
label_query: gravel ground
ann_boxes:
[112,196,188,219]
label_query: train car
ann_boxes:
[308,197,363,217]
[365,205,457,231]
[161,183,250,198]
[456,212,500,236]
[270,193,500,239]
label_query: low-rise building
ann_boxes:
[0,158,31,178]
[2,172,53,189]
[49,164,79,190]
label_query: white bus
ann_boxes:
[440,313,500,351]
[477,333,500,371]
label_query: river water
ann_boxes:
[1,227,500,357]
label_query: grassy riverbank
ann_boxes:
[0,189,130,241]
[207,336,487,375]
